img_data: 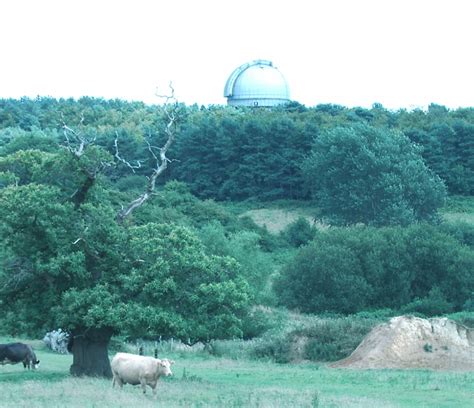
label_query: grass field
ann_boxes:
[441,212,474,225]
[1,339,473,408]
[239,196,474,233]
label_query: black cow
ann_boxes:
[0,342,40,370]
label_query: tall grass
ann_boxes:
[1,347,473,408]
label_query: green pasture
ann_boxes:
[0,339,472,408]
[442,212,474,225]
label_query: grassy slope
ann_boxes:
[238,196,474,233]
[440,195,474,225]
[1,339,473,408]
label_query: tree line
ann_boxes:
[1,98,473,200]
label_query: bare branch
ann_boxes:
[114,132,142,173]
[117,84,178,222]
[61,113,88,158]
[155,81,175,102]
[145,139,159,162]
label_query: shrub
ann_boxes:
[439,221,474,249]
[281,216,316,247]
[241,307,277,339]
[253,331,293,363]
[401,287,454,316]
[447,311,474,328]
[301,318,378,361]
[463,294,474,312]
[198,222,277,305]
[252,315,381,363]
[275,234,372,314]
[276,224,474,314]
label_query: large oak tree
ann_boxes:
[0,100,250,377]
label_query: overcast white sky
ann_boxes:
[0,0,473,109]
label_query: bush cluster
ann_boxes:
[252,315,382,363]
[275,224,474,315]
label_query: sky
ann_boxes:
[0,0,473,110]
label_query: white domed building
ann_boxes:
[224,60,290,107]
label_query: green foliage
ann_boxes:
[302,124,447,226]
[275,224,474,314]
[240,307,277,339]
[276,238,372,314]
[204,307,382,363]
[462,294,474,312]
[113,175,147,192]
[447,311,474,328]
[400,287,454,317]
[1,98,474,200]
[423,343,433,353]
[252,314,381,363]
[0,143,250,344]
[169,109,314,200]
[0,149,54,185]
[118,222,250,341]
[0,171,18,188]
[443,195,474,214]
[0,127,60,154]
[1,97,473,357]
[439,221,474,248]
[425,121,474,195]
[198,221,276,305]
[303,318,376,361]
[132,181,243,231]
[281,216,316,247]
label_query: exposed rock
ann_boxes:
[331,316,474,371]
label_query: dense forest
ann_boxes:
[0,97,473,376]
[1,97,473,198]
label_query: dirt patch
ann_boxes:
[330,316,474,371]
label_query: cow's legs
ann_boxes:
[151,381,158,398]
[140,378,147,394]
[112,375,123,389]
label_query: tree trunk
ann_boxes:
[69,328,113,378]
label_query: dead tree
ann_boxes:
[115,84,179,223]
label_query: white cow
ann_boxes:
[111,352,174,396]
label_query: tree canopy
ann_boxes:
[0,110,252,377]
[2,98,473,200]
[302,124,447,226]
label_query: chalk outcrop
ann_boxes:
[331,316,474,371]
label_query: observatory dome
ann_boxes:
[224,60,290,107]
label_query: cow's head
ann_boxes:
[32,359,40,369]
[158,358,174,376]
